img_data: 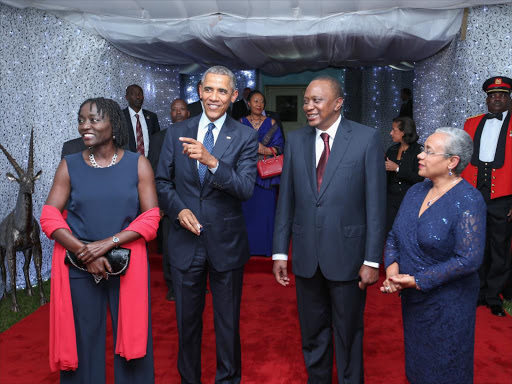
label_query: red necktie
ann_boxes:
[316,133,330,193]
[135,114,144,155]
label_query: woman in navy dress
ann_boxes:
[44,98,158,383]
[240,90,284,256]
[381,127,486,384]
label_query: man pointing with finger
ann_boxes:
[272,76,386,383]
[155,65,258,384]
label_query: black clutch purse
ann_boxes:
[65,240,131,276]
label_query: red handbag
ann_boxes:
[257,148,283,178]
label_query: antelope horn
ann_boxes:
[0,142,24,177]
[28,127,34,175]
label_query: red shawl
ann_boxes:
[40,205,160,372]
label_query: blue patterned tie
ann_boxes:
[199,123,215,186]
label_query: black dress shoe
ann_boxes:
[489,305,506,317]
[166,287,176,302]
[477,298,487,307]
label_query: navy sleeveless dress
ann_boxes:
[61,151,154,384]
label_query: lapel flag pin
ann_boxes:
[226,136,232,140]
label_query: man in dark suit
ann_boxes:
[272,76,386,383]
[61,137,86,158]
[148,98,190,301]
[187,80,203,118]
[399,88,413,118]
[231,87,251,121]
[155,66,258,383]
[123,84,161,156]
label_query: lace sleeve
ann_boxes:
[384,228,400,268]
[415,202,486,292]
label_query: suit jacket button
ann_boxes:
[316,203,321,207]
[492,190,495,193]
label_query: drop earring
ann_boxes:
[448,168,453,176]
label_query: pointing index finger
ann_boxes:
[179,137,199,144]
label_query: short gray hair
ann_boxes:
[435,127,474,175]
[201,66,237,93]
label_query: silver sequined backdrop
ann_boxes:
[414,4,512,141]
[0,3,180,296]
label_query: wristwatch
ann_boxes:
[112,236,120,247]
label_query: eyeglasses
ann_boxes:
[420,149,454,157]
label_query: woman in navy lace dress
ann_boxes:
[381,127,486,384]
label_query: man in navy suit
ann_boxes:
[272,76,386,383]
[156,66,258,384]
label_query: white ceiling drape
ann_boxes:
[3,1,511,74]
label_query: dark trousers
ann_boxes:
[61,268,154,384]
[171,239,244,384]
[479,193,512,305]
[386,194,403,235]
[161,215,173,289]
[295,267,366,384]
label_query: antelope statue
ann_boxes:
[0,129,46,312]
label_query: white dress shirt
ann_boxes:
[272,114,379,268]
[128,107,150,157]
[479,110,508,162]
[197,112,227,173]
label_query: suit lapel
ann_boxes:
[142,109,155,134]
[124,108,136,152]
[185,117,201,188]
[303,127,318,196]
[318,118,352,198]
[212,118,236,160]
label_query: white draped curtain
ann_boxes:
[3,1,509,74]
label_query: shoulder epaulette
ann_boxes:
[465,113,485,121]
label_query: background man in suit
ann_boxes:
[124,84,161,156]
[171,98,191,124]
[461,76,512,317]
[61,137,86,158]
[231,87,251,121]
[272,76,386,383]
[187,80,203,118]
[155,66,258,384]
[399,88,413,118]
[148,99,190,301]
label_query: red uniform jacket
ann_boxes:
[461,113,512,199]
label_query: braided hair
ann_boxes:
[77,97,129,148]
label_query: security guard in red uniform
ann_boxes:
[461,76,512,317]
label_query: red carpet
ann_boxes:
[1,249,511,384]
